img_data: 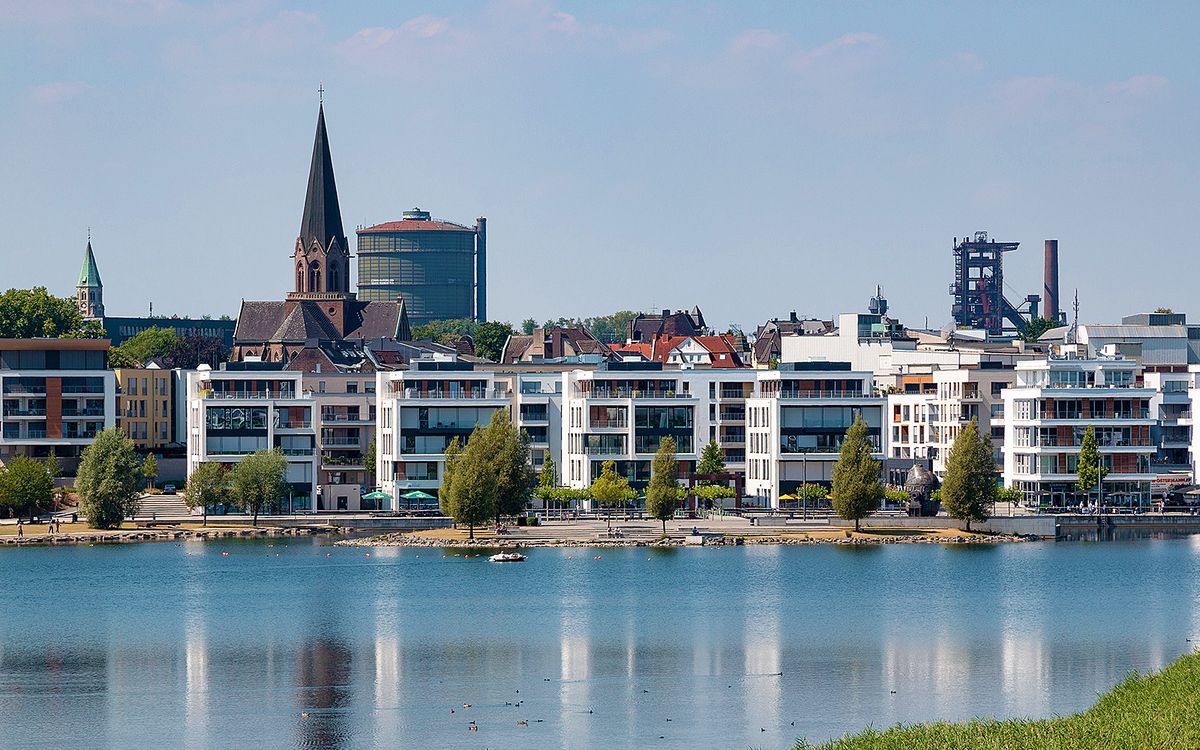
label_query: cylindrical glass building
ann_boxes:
[355,209,486,325]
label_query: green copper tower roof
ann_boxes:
[78,241,102,287]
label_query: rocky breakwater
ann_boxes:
[1,525,332,547]
[338,531,1028,549]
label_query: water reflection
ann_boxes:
[295,638,353,749]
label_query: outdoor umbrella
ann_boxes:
[361,491,392,501]
[401,490,436,501]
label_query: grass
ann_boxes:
[797,650,1200,750]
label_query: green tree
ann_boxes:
[44,449,61,507]
[438,436,463,517]
[589,459,636,530]
[521,317,538,335]
[645,436,681,535]
[440,428,496,538]
[1076,425,1109,508]
[185,461,228,525]
[1154,307,1174,315]
[229,449,287,525]
[830,416,882,531]
[142,453,159,490]
[695,438,727,480]
[0,456,55,518]
[939,418,996,531]
[0,287,104,339]
[109,326,179,368]
[533,454,557,505]
[473,321,516,361]
[364,436,377,487]
[75,427,144,529]
[1022,317,1060,343]
[480,408,535,521]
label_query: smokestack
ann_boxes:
[1043,239,1060,322]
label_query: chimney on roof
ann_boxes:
[662,309,670,317]
[790,311,799,323]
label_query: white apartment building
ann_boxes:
[186,366,317,513]
[1002,355,1157,509]
[0,339,116,467]
[559,362,754,508]
[376,359,510,506]
[746,364,884,508]
[887,393,933,462]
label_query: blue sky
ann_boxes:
[2,1,1196,332]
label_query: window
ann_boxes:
[347,381,358,394]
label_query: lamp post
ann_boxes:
[802,451,808,520]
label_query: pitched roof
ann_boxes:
[234,299,405,344]
[299,104,345,249]
[78,241,102,287]
[614,334,744,367]
[501,326,613,363]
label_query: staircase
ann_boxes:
[134,493,193,519]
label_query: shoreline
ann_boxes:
[337,528,1031,549]
[0,524,333,548]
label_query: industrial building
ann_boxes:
[949,231,1062,337]
[356,209,487,326]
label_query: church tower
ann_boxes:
[291,102,351,298]
[77,239,104,320]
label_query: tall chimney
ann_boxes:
[1043,239,1060,322]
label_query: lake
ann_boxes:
[2,537,1198,749]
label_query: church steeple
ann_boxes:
[77,238,104,320]
[292,99,350,297]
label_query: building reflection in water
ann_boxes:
[559,554,593,747]
[373,574,403,742]
[295,638,353,749]
[184,613,208,750]
[742,546,782,734]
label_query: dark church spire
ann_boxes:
[299,103,346,252]
[293,97,350,297]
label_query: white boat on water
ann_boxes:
[489,552,527,563]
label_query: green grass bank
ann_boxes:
[798,650,1200,750]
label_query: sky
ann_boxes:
[2,1,1197,333]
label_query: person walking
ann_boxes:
[16,519,23,541]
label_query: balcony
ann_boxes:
[322,454,365,467]
[776,390,872,400]
[276,420,313,430]
[62,408,105,417]
[320,412,371,423]
[61,385,106,394]
[321,437,362,447]
[3,386,47,395]
[202,389,307,400]
[718,410,745,422]
[589,418,628,430]
[399,387,509,400]
[3,407,46,417]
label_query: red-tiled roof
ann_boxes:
[614,334,745,367]
[357,219,475,233]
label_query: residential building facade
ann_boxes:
[115,366,175,449]
[1002,355,1157,509]
[0,339,116,464]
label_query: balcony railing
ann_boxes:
[321,437,362,447]
[276,420,313,429]
[320,413,369,422]
[61,385,105,394]
[62,408,105,417]
[776,390,872,399]
[400,387,509,400]
[203,390,306,400]
[589,419,628,429]
[719,411,746,421]
[3,387,47,395]
[322,454,365,466]
[579,389,697,399]
[4,408,46,417]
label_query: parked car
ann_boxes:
[162,484,176,495]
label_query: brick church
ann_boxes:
[231,102,410,365]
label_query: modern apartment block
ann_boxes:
[559,362,755,505]
[186,366,316,513]
[115,366,175,449]
[1002,355,1157,509]
[306,371,378,511]
[376,359,510,505]
[0,339,116,464]
[745,363,885,507]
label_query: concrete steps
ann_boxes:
[135,494,193,519]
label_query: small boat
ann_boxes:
[489,552,527,563]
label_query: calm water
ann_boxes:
[2,538,1199,750]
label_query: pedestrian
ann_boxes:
[17,519,23,540]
